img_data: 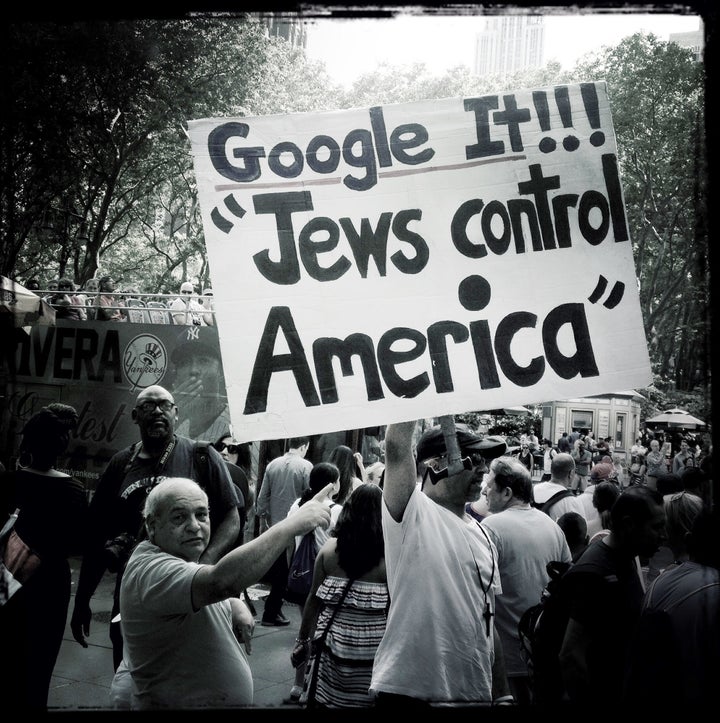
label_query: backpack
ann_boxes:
[518,559,573,705]
[285,531,318,605]
[193,441,212,486]
[533,488,574,514]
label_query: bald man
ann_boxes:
[113,477,332,708]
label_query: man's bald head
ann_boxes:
[551,452,576,484]
[136,385,174,405]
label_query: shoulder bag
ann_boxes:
[303,578,355,709]
[0,508,42,605]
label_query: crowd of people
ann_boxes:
[517,426,710,495]
[25,275,215,326]
[1,395,716,711]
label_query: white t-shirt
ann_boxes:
[169,296,207,326]
[370,485,501,703]
[542,447,557,474]
[532,481,586,521]
[120,541,252,709]
[287,497,342,551]
[577,485,603,538]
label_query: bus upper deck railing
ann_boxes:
[35,290,216,317]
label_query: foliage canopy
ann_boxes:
[0,20,709,420]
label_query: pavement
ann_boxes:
[48,557,305,712]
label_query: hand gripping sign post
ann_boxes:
[188,82,652,443]
[440,414,465,477]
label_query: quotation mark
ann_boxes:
[211,194,246,233]
[588,275,625,309]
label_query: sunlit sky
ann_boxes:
[303,6,704,88]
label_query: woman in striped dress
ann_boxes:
[291,484,388,708]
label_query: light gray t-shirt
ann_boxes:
[256,451,312,526]
[120,540,252,709]
[481,507,572,677]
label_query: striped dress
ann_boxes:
[304,575,389,708]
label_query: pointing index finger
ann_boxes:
[313,482,336,502]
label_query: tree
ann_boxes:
[327,33,709,415]
[1,17,271,288]
[2,19,708,419]
[1,17,350,293]
[567,34,708,397]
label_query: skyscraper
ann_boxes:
[669,23,704,62]
[474,15,545,78]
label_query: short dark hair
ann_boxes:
[680,466,706,494]
[656,473,683,496]
[593,480,621,514]
[489,456,533,503]
[20,403,79,462]
[609,486,664,530]
[289,436,310,450]
[557,511,588,547]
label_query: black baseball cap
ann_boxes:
[416,423,507,463]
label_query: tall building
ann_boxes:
[263,14,308,50]
[668,23,704,62]
[474,15,544,78]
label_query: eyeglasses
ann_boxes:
[136,399,175,413]
[181,290,193,295]
[215,441,240,454]
[425,452,487,485]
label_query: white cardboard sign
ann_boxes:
[188,81,652,442]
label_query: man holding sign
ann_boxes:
[369,419,512,707]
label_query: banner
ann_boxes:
[1,321,230,490]
[188,81,652,443]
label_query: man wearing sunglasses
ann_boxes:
[169,281,206,326]
[370,419,514,708]
[70,384,241,671]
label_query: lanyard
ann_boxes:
[124,435,176,476]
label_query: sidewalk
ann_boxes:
[48,557,304,711]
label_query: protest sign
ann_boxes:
[188,81,652,443]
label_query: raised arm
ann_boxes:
[191,484,334,610]
[383,419,420,522]
[200,505,240,564]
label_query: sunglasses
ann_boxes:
[136,399,175,413]
[181,290,193,294]
[425,452,487,485]
[215,442,240,454]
